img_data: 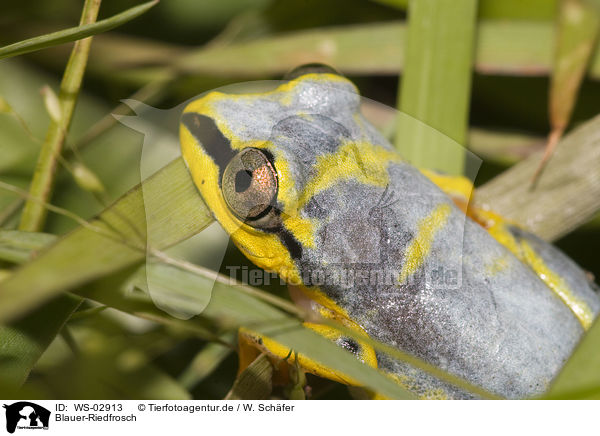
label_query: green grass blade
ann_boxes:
[0,230,57,264]
[478,0,556,20]
[395,0,478,174]
[535,0,600,179]
[0,0,159,60]
[0,294,81,389]
[175,22,406,77]
[0,230,85,392]
[19,0,102,232]
[224,354,273,400]
[372,0,557,19]
[165,21,600,80]
[79,274,224,343]
[0,158,213,323]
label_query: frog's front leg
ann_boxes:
[236,285,381,394]
[237,314,446,399]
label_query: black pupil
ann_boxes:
[235,170,253,193]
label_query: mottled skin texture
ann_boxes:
[180,73,600,399]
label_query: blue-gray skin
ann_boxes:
[183,75,600,399]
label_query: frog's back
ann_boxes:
[296,161,597,398]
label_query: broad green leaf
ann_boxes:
[116,260,417,398]
[0,234,216,398]
[395,0,477,174]
[0,1,159,60]
[0,56,159,398]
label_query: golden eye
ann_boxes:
[222,148,279,228]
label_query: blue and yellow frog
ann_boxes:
[179,68,600,399]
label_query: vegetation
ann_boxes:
[0,0,599,399]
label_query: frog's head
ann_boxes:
[179,70,388,282]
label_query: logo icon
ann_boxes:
[3,402,50,434]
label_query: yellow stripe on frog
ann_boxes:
[474,208,593,330]
[297,141,403,210]
[398,203,452,284]
[520,240,593,330]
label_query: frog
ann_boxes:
[178,67,600,399]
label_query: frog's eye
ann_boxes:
[222,148,280,229]
[284,63,343,80]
